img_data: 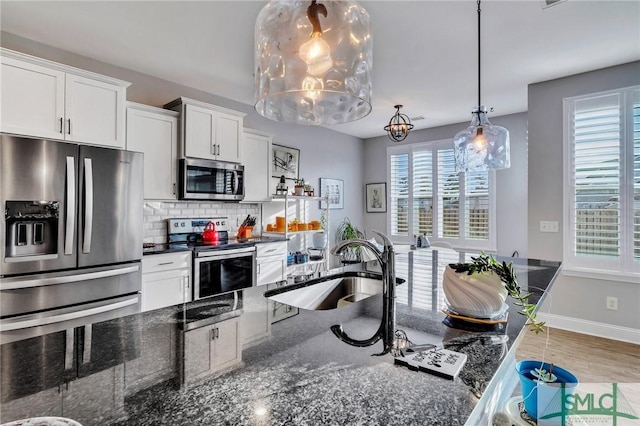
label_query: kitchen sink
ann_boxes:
[264,271,405,311]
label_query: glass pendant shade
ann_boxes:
[454,107,510,172]
[254,0,373,125]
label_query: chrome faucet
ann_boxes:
[329,230,397,356]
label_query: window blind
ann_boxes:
[390,153,409,237]
[565,86,640,277]
[413,150,433,237]
[437,149,459,238]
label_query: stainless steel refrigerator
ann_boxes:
[0,134,144,343]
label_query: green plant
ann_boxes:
[335,217,366,261]
[531,365,557,383]
[449,253,546,334]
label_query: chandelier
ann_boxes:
[384,105,414,142]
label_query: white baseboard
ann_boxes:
[537,312,640,345]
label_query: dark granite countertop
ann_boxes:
[0,248,561,426]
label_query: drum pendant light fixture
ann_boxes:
[384,105,414,142]
[254,0,373,126]
[453,0,510,172]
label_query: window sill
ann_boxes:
[561,267,640,284]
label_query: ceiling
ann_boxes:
[1,1,639,139]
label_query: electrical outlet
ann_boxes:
[540,221,559,233]
[606,296,618,311]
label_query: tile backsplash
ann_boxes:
[143,201,260,244]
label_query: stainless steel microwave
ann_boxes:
[179,158,245,201]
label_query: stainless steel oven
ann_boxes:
[179,158,244,201]
[193,246,255,300]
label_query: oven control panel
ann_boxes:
[168,218,230,234]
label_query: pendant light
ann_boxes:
[254,1,373,126]
[384,105,414,142]
[453,0,510,172]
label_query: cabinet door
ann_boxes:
[62,367,123,425]
[124,316,177,395]
[215,113,242,163]
[141,271,190,312]
[257,257,286,287]
[0,387,62,423]
[126,106,178,199]
[0,56,65,139]
[242,130,272,202]
[184,103,215,160]
[65,73,126,148]
[183,324,215,384]
[213,317,242,372]
[241,286,271,347]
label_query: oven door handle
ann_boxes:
[196,247,255,259]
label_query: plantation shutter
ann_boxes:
[465,171,490,240]
[390,153,409,237]
[413,150,433,237]
[565,85,640,277]
[437,149,460,238]
[571,93,621,259]
[633,98,640,261]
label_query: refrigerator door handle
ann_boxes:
[0,264,140,291]
[83,158,94,254]
[65,156,76,255]
[0,296,139,332]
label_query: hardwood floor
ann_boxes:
[516,327,640,383]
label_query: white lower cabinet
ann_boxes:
[241,285,272,348]
[123,314,177,396]
[256,242,287,287]
[141,252,192,312]
[180,316,242,387]
[0,367,124,425]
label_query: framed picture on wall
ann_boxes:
[272,144,300,180]
[366,183,387,213]
[319,178,344,209]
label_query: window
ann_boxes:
[564,86,640,278]
[387,140,496,250]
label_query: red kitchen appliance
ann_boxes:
[202,221,218,244]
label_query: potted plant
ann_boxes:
[294,178,305,196]
[516,360,579,422]
[335,217,365,262]
[304,183,314,196]
[447,253,545,333]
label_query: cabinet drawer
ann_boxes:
[142,252,191,273]
[256,242,287,258]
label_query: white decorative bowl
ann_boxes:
[443,265,508,319]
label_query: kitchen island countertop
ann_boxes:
[0,249,561,425]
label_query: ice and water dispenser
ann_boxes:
[4,201,59,259]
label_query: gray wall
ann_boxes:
[1,31,366,246]
[528,61,640,330]
[362,113,529,258]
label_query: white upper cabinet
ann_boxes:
[164,97,245,163]
[126,103,179,200]
[242,128,273,202]
[0,48,129,148]
[0,56,65,139]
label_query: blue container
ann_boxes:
[516,360,579,421]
